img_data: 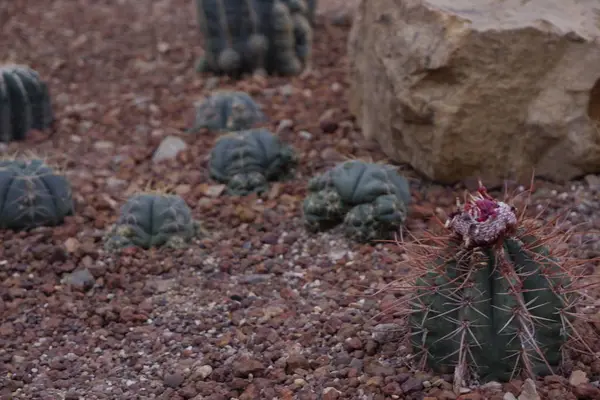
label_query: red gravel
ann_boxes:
[1,1,600,399]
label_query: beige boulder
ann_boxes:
[348,0,600,184]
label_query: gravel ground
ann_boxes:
[1,1,600,399]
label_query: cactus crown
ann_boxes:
[445,182,518,248]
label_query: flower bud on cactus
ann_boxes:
[104,192,202,251]
[390,181,600,392]
[0,158,73,230]
[187,91,266,133]
[209,128,296,196]
[0,65,54,142]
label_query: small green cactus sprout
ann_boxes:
[187,91,266,133]
[390,182,600,392]
[195,0,313,77]
[104,192,202,251]
[303,160,411,242]
[0,65,54,142]
[0,158,73,230]
[209,128,296,196]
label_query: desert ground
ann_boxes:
[1,1,600,399]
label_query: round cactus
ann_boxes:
[0,159,73,230]
[303,182,346,231]
[394,182,598,391]
[302,160,411,242]
[343,194,408,242]
[187,91,266,133]
[209,128,296,196]
[104,193,202,251]
[0,65,54,142]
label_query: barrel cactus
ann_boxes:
[0,65,54,142]
[209,128,296,196]
[0,158,73,230]
[104,193,202,251]
[195,0,313,77]
[397,182,598,390]
[303,160,411,242]
[187,91,266,133]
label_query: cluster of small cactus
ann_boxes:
[390,182,599,391]
[0,65,54,142]
[209,128,297,195]
[303,160,411,242]
[0,158,73,230]
[195,0,314,77]
[104,192,203,251]
[187,90,266,133]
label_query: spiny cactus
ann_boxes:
[195,0,313,77]
[0,158,73,230]
[390,182,599,391]
[104,193,202,251]
[303,160,411,242]
[209,128,296,196]
[187,91,266,133]
[0,65,54,142]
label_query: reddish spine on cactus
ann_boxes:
[377,180,600,393]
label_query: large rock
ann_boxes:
[348,0,600,184]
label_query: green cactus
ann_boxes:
[209,128,296,196]
[303,160,411,242]
[402,182,594,390]
[305,0,317,24]
[283,0,317,24]
[344,194,408,242]
[104,193,202,251]
[187,91,266,133]
[195,0,313,77]
[302,184,347,231]
[0,159,73,230]
[0,65,54,142]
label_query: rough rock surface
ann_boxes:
[348,0,600,184]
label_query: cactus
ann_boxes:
[306,0,317,23]
[209,128,296,196]
[195,0,313,77]
[0,158,73,230]
[0,65,54,142]
[187,90,266,133]
[285,0,316,24]
[303,160,411,242]
[104,193,202,251]
[392,182,599,391]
